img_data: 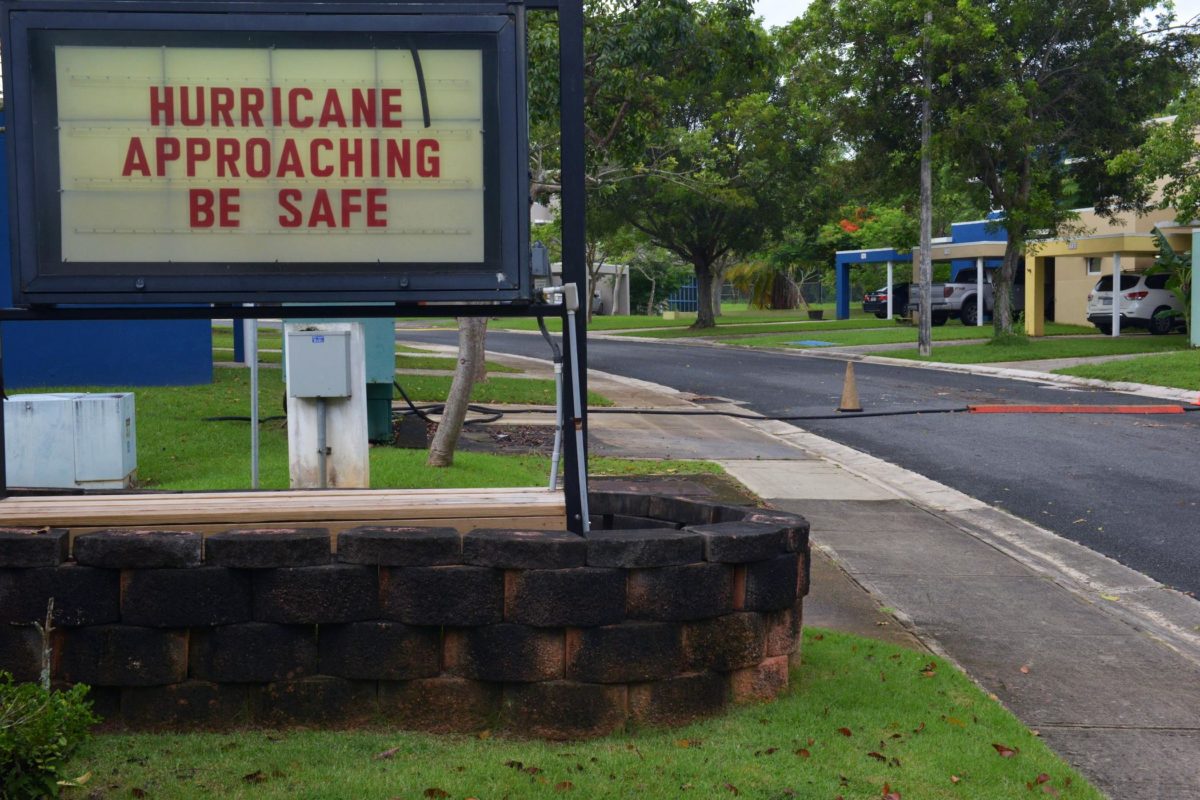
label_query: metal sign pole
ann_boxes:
[245,310,260,489]
[558,0,588,535]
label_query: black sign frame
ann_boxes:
[3,7,530,305]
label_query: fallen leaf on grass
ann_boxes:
[881,781,901,798]
[837,727,853,737]
[943,716,966,727]
[794,748,811,759]
[1035,773,1051,785]
[992,743,1018,758]
[423,789,450,799]
[950,775,961,784]
[675,738,702,749]
[867,752,886,762]
[374,747,401,760]
[242,772,267,784]
[554,781,575,791]
[913,722,926,734]
[724,782,740,795]
[477,730,492,740]
[57,771,92,788]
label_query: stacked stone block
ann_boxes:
[0,493,809,738]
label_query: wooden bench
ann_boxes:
[0,487,567,542]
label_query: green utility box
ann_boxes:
[360,317,396,444]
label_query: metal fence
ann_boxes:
[668,280,833,312]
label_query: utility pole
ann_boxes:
[917,8,933,357]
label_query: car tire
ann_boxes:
[874,311,887,319]
[1148,307,1173,335]
[960,298,978,326]
[931,312,948,326]
[1094,321,1112,336]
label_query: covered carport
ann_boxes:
[834,247,910,320]
[1023,228,1192,338]
[834,216,1008,321]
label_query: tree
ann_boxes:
[627,244,691,315]
[613,0,833,328]
[793,0,1189,335]
[1107,85,1200,224]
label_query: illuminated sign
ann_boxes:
[2,11,529,304]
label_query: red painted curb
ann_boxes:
[968,404,1186,415]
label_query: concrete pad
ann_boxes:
[862,574,1130,637]
[803,549,928,651]
[934,631,1200,729]
[772,498,940,534]
[818,526,1034,577]
[720,460,898,501]
[588,419,811,460]
[1038,728,1200,800]
[957,507,1162,592]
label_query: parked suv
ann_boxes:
[1086,272,1184,335]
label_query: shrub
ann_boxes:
[0,673,98,800]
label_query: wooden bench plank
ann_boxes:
[0,488,567,530]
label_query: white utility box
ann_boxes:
[4,393,136,489]
[286,330,352,398]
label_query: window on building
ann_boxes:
[1085,257,1102,275]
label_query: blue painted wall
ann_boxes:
[0,114,212,388]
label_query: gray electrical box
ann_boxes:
[286,330,352,398]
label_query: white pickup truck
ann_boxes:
[907,265,1024,326]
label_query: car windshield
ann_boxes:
[1094,275,1140,292]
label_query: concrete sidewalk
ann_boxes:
[416,339,1200,799]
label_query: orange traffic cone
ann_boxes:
[838,362,863,413]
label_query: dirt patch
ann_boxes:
[390,418,558,455]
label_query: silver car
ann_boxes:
[1086,272,1184,335]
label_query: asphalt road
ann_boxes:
[401,328,1200,594]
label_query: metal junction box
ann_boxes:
[286,330,352,398]
[4,392,137,489]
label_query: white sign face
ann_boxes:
[55,45,485,264]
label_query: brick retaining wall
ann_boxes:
[0,491,809,739]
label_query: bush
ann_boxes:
[0,673,98,800]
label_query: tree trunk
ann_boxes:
[473,321,490,383]
[993,237,1022,335]
[427,317,487,467]
[646,277,657,317]
[710,270,723,318]
[693,261,716,328]
[771,272,799,310]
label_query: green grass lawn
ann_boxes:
[211,330,518,373]
[44,368,662,491]
[1054,349,1200,390]
[885,333,1189,364]
[412,304,871,334]
[728,322,1094,349]
[62,628,1099,800]
[619,317,899,339]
